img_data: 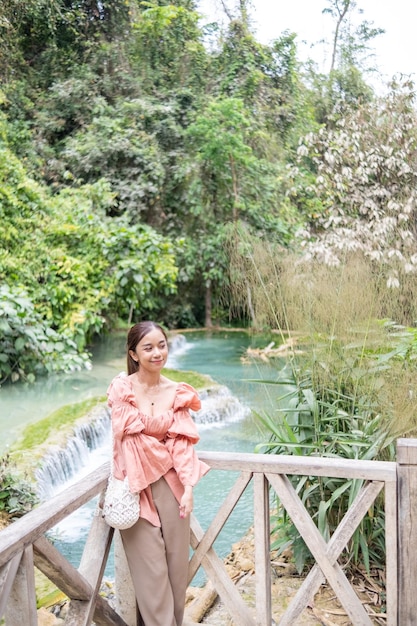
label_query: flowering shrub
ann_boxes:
[291,79,417,288]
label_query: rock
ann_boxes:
[236,557,254,572]
[37,606,64,625]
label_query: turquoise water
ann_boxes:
[1,329,288,585]
[0,329,285,451]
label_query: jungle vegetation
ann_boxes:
[2,0,406,382]
[2,0,417,579]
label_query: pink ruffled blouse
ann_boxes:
[107,373,210,527]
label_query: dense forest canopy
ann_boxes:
[1,0,417,383]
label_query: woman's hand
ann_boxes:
[179,485,193,518]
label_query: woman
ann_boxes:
[107,321,210,626]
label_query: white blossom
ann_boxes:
[387,276,400,288]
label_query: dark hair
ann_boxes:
[126,321,168,375]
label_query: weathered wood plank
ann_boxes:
[268,473,373,626]
[384,479,397,626]
[190,515,255,626]
[5,546,37,626]
[188,471,252,582]
[0,552,21,618]
[253,473,271,626]
[275,479,384,625]
[24,546,38,625]
[0,448,406,626]
[93,595,131,626]
[397,437,417,626]
[0,462,110,567]
[34,535,129,626]
[33,535,92,600]
[198,451,396,482]
[114,530,137,626]
[65,509,114,625]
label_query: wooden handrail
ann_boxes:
[0,451,400,625]
[198,449,397,480]
[0,462,109,568]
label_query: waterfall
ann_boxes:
[168,333,188,353]
[35,387,250,501]
[167,333,190,368]
[35,408,111,501]
[193,386,250,428]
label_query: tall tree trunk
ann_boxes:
[229,154,239,222]
[128,302,134,325]
[205,280,213,328]
[329,0,351,74]
[238,0,249,29]
[246,282,256,326]
[219,0,233,21]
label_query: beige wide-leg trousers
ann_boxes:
[120,477,191,626]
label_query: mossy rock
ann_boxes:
[163,367,215,391]
[9,397,108,482]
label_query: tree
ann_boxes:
[184,96,297,325]
[323,0,384,75]
[129,1,207,93]
[0,0,131,83]
[299,1,383,127]
[0,108,178,380]
[292,79,417,303]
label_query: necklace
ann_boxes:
[132,372,166,416]
[136,377,161,414]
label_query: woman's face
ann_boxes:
[129,328,168,372]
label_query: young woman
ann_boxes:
[107,321,210,626]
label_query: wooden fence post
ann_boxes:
[114,530,137,626]
[5,547,37,626]
[396,438,417,625]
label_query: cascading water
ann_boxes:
[36,357,252,582]
[24,330,280,584]
[35,409,111,501]
[35,386,250,501]
[194,386,250,427]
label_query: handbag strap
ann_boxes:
[109,420,115,476]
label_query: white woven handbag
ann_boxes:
[103,474,140,529]
[102,428,140,530]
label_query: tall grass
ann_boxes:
[226,230,417,574]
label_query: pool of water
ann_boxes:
[1,329,290,585]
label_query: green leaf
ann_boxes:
[14,337,25,351]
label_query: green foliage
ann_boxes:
[0,285,90,384]
[0,0,400,348]
[101,218,178,322]
[0,0,131,84]
[0,118,178,382]
[254,322,417,574]
[323,0,384,74]
[130,2,207,92]
[57,98,168,217]
[213,24,303,140]
[0,454,37,517]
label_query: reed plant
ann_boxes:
[227,233,417,574]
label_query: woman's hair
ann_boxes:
[126,321,168,375]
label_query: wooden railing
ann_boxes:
[1,441,417,625]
